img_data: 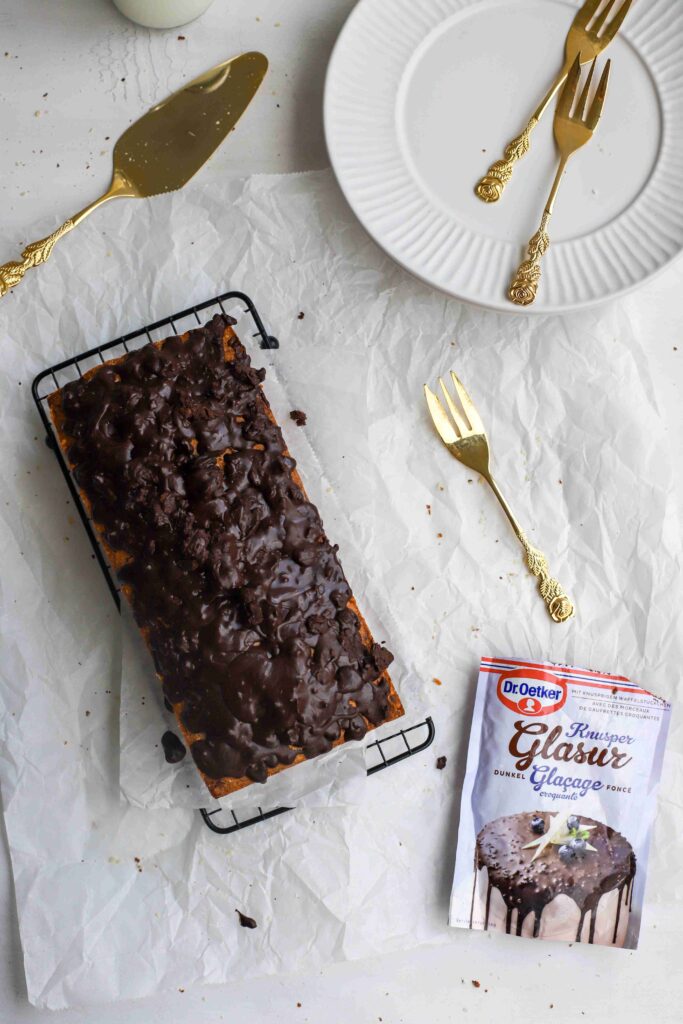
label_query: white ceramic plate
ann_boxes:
[324,0,683,313]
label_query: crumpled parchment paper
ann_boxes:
[0,169,680,1009]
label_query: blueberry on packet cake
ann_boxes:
[449,657,671,948]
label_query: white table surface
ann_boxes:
[1,1,681,1021]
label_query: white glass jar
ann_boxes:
[113,0,215,29]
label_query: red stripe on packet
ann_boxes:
[480,656,630,683]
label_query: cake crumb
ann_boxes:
[437,532,443,538]
[472,979,481,988]
[436,755,447,770]
[289,410,307,426]
[426,504,431,514]
[433,677,442,686]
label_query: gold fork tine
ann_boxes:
[449,371,486,436]
[590,0,620,36]
[438,377,469,436]
[600,0,633,43]
[576,57,597,120]
[587,59,611,129]
[424,385,459,446]
[557,54,583,119]
[573,0,603,29]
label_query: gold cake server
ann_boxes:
[424,371,574,623]
[0,51,268,297]
[475,0,630,203]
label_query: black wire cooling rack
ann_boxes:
[32,289,435,835]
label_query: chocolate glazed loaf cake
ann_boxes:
[471,812,636,945]
[48,314,404,797]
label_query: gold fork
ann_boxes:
[424,372,574,624]
[475,0,629,203]
[508,55,611,306]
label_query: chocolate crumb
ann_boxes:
[177,34,186,40]
[289,409,307,426]
[472,979,481,988]
[161,730,186,764]
[297,311,305,320]
[236,909,257,929]
[436,755,447,770]
[426,504,431,515]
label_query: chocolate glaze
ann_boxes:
[55,315,395,784]
[161,730,186,764]
[472,812,635,943]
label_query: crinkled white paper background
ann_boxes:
[0,170,680,1010]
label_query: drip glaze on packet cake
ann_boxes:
[449,657,671,949]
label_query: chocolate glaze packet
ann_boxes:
[449,656,672,949]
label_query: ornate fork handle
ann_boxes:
[508,210,551,306]
[475,116,538,203]
[519,533,574,623]
[0,219,76,297]
[486,473,573,623]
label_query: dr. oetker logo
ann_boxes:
[496,668,567,716]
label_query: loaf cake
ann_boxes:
[471,811,636,945]
[48,313,404,797]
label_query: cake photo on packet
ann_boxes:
[471,810,636,946]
